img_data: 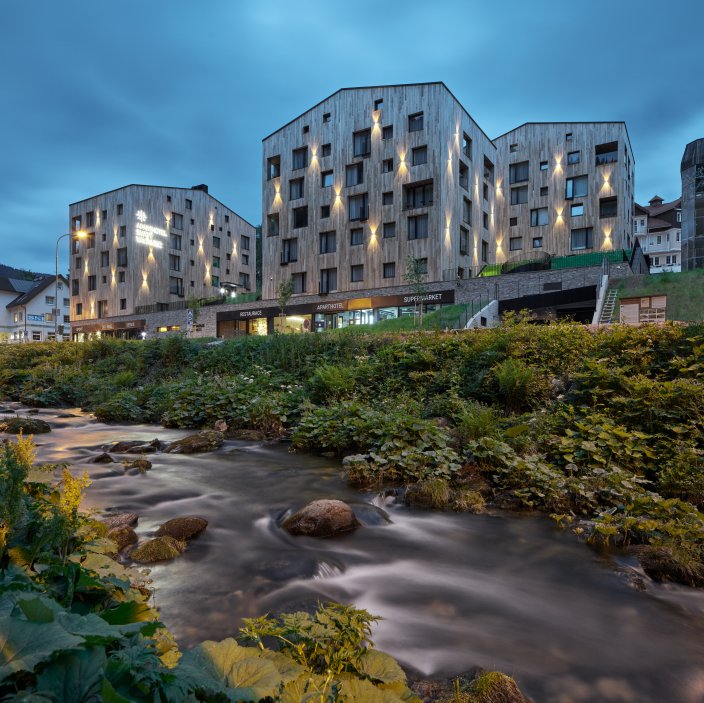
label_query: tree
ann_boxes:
[404,256,428,328]
[276,277,294,333]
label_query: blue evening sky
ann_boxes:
[0,0,701,272]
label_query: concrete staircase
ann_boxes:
[599,289,618,324]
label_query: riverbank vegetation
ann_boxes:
[1,320,704,593]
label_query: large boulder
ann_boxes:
[636,545,704,587]
[124,458,152,472]
[107,526,138,551]
[0,417,51,434]
[163,430,224,454]
[101,512,138,530]
[282,499,360,538]
[89,452,114,464]
[155,516,208,541]
[131,536,187,563]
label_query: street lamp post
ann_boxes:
[55,230,86,341]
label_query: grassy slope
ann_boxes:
[613,269,704,321]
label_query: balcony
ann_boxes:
[595,152,618,166]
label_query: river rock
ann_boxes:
[214,419,228,432]
[0,417,51,434]
[155,516,208,541]
[281,499,360,537]
[111,438,163,454]
[107,526,138,551]
[101,512,139,530]
[163,430,224,454]
[89,452,114,464]
[131,536,187,563]
[635,545,704,587]
[124,458,152,471]
[111,440,148,453]
[230,429,266,441]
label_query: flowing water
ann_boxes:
[6,406,704,703]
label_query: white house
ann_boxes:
[0,275,71,343]
[633,196,682,273]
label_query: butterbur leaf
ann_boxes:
[260,649,305,684]
[357,650,407,684]
[0,615,84,679]
[101,600,156,625]
[101,678,136,703]
[17,597,57,623]
[227,656,282,698]
[35,647,106,702]
[336,676,405,702]
[379,681,423,702]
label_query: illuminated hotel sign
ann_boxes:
[134,210,167,249]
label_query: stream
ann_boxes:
[5,406,704,703]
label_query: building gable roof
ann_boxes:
[5,275,68,309]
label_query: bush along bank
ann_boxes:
[1,319,704,588]
[0,434,533,702]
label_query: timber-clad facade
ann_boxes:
[262,83,498,301]
[68,184,255,338]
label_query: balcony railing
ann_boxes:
[404,199,434,210]
[595,152,618,166]
[349,205,369,221]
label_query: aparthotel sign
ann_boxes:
[134,210,168,250]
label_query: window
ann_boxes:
[509,161,529,184]
[73,215,82,231]
[302,125,309,135]
[292,272,306,293]
[320,268,337,294]
[382,158,394,173]
[293,206,308,228]
[290,177,304,200]
[408,112,423,132]
[321,143,331,157]
[191,219,195,225]
[540,186,548,196]
[74,302,82,315]
[483,156,495,184]
[653,256,660,267]
[417,258,428,274]
[412,146,427,166]
[71,238,80,254]
[85,211,94,227]
[323,112,331,123]
[483,212,489,229]
[211,275,220,288]
[321,170,334,188]
[267,213,280,236]
[321,205,330,219]
[212,256,220,269]
[13,311,23,322]
[571,203,584,217]
[405,181,433,209]
[540,160,548,171]
[62,297,69,307]
[677,210,682,223]
[348,193,368,221]
[292,146,308,170]
[101,209,107,222]
[117,203,123,215]
[185,198,192,210]
[118,271,125,283]
[382,191,393,206]
[32,331,42,341]
[88,275,96,291]
[459,161,469,190]
[483,183,489,201]
[374,98,383,110]
[353,129,371,157]
[462,133,472,159]
[460,227,469,256]
[510,186,528,205]
[565,175,588,199]
[383,262,396,278]
[599,196,617,218]
[462,198,472,227]
[350,228,364,246]
[281,238,298,263]
[346,162,363,187]
[532,237,543,248]
[101,275,107,285]
[570,227,593,251]
[86,233,95,249]
[267,155,281,179]
[167,195,172,203]
[72,279,79,296]
[100,251,109,267]
[510,217,518,226]
[319,230,336,254]
[595,141,618,165]
[509,237,523,251]
[408,214,429,240]
[530,208,549,226]
[120,298,126,310]
[169,254,181,271]
[241,235,250,251]
[565,132,573,141]
[45,295,55,305]
[350,264,364,282]
[213,236,221,248]
[383,221,396,238]
[567,150,581,165]
[382,125,393,140]
[170,233,182,250]
[510,143,518,153]
[169,277,184,296]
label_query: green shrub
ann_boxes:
[94,392,144,423]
